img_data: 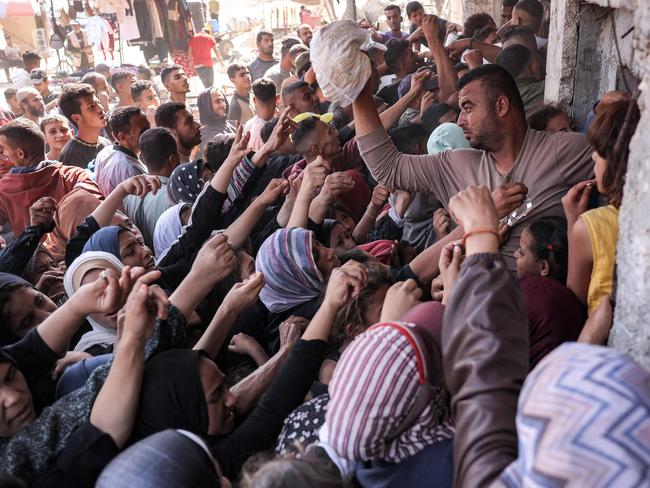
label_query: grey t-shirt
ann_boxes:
[249,57,278,81]
[58,136,111,169]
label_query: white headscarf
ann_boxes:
[153,203,191,263]
[64,251,123,353]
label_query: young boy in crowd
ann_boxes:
[58,83,111,169]
[41,114,73,161]
[131,80,161,127]
[0,119,95,233]
[244,78,278,151]
[94,106,150,196]
[123,127,180,247]
[226,64,255,125]
[111,69,136,108]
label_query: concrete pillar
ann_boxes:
[461,0,500,22]
[609,8,650,370]
[543,0,580,107]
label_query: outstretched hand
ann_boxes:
[191,233,236,285]
[120,174,162,198]
[222,271,265,313]
[29,197,57,230]
[262,106,297,154]
[380,279,422,322]
[323,260,368,309]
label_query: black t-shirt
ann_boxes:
[58,136,111,169]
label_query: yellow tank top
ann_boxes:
[580,205,619,315]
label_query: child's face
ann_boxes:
[409,8,425,27]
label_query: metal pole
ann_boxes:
[344,0,357,22]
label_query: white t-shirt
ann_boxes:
[243,115,268,151]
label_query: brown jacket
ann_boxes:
[442,253,529,487]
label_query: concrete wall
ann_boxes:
[547,0,650,369]
[608,3,650,370]
[545,1,637,126]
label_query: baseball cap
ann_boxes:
[30,69,48,83]
[16,86,40,103]
[398,73,439,99]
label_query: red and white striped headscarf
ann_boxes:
[325,322,453,463]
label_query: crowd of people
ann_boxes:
[0,0,648,486]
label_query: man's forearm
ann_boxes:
[230,345,291,417]
[352,82,382,137]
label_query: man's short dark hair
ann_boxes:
[109,106,144,138]
[256,30,273,43]
[291,116,321,151]
[260,117,278,143]
[280,36,301,58]
[160,64,183,85]
[21,51,40,68]
[405,1,423,17]
[81,72,105,92]
[94,63,111,76]
[139,127,178,172]
[204,134,235,170]
[155,101,186,129]
[464,13,495,39]
[457,64,525,116]
[227,63,248,80]
[384,4,401,15]
[0,119,44,158]
[384,39,410,74]
[131,80,153,102]
[4,88,16,101]
[422,102,456,133]
[281,80,309,101]
[514,0,544,31]
[58,83,96,121]
[252,78,276,103]
[388,123,427,154]
[496,44,532,79]
[110,69,133,90]
[501,25,537,47]
[526,104,568,131]
[137,64,153,80]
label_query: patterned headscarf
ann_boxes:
[255,228,325,313]
[168,162,204,205]
[501,343,650,487]
[326,322,453,463]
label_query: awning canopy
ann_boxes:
[0,0,35,18]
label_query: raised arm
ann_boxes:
[222,179,288,249]
[308,172,355,224]
[168,233,236,320]
[90,276,168,448]
[287,157,328,229]
[422,15,457,102]
[409,225,463,284]
[442,186,527,488]
[229,317,304,417]
[352,82,450,197]
[91,175,161,227]
[193,272,264,358]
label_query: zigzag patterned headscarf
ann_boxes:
[256,228,325,314]
[501,343,650,487]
